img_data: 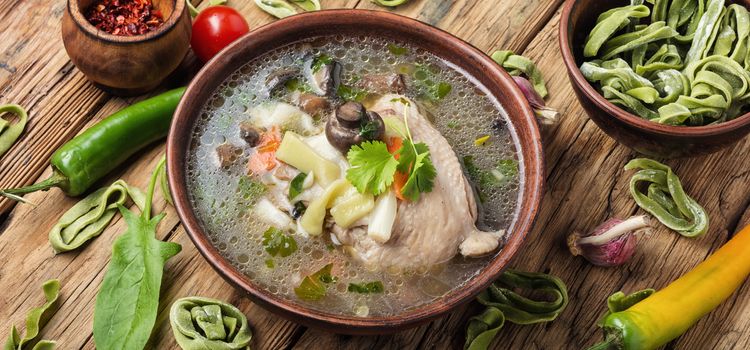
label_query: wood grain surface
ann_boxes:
[1,0,749,349]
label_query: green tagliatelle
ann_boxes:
[254,0,321,19]
[491,50,548,98]
[49,180,145,253]
[4,280,60,350]
[371,0,410,7]
[625,158,708,237]
[169,297,252,350]
[580,0,750,126]
[464,270,568,350]
[0,104,28,158]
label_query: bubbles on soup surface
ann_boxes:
[186,36,522,317]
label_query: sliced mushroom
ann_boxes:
[325,101,385,154]
[296,93,331,117]
[214,143,242,168]
[265,67,300,94]
[239,121,262,147]
[304,55,341,96]
[360,73,406,94]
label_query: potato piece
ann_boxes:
[275,131,340,186]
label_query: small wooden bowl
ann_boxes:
[560,0,750,158]
[167,10,544,334]
[62,0,191,96]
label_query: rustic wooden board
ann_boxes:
[1,0,750,349]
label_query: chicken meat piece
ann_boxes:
[334,95,505,271]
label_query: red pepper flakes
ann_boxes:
[86,0,164,36]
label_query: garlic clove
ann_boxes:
[568,216,650,267]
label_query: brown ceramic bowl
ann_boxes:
[167,10,544,334]
[61,0,191,96]
[560,0,750,158]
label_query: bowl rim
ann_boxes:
[167,9,544,333]
[559,0,750,137]
[67,0,184,43]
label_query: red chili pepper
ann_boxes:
[86,0,164,36]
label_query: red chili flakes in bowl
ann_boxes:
[86,0,164,36]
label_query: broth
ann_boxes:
[186,35,522,317]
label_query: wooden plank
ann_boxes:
[355,0,564,53]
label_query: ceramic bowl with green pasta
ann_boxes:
[561,0,750,158]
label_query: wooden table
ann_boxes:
[2,0,749,348]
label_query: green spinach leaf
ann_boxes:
[93,156,182,350]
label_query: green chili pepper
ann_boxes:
[464,269,568,350]
[625,158,708,237]
[0,104,28,158]
[0,87,185,202]
[4,279,60,350]
[169,297,253,350]
[48,180,145,253]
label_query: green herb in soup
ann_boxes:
[186,36,521,317]
[580,0,750,126]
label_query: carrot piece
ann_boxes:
[392,171,408,201]
[247,126,282,175]
[386,137,408,200]
[387,137,403,158]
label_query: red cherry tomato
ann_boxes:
[190,6,250,63]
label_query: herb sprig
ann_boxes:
[345,98,436,201]
[294,263,337,301]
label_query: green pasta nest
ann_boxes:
[580,0,750,126]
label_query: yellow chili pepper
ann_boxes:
[590,224,750,350]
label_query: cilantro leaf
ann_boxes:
[262,227,298,257]
[396,139,428,172]
[462,156,518,203]
[400,150,437,201]
[396,139,436,201]
[346,141,399,195]
[294,263,337,301]
[348,281,385,294]
[237,176,266,206]
[414,65,452,101]
[359,120,381,139]
[387,44,408,56]
[337,84,367,102]
[311,54,333,73]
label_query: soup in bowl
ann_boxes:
[167,10,544,334]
